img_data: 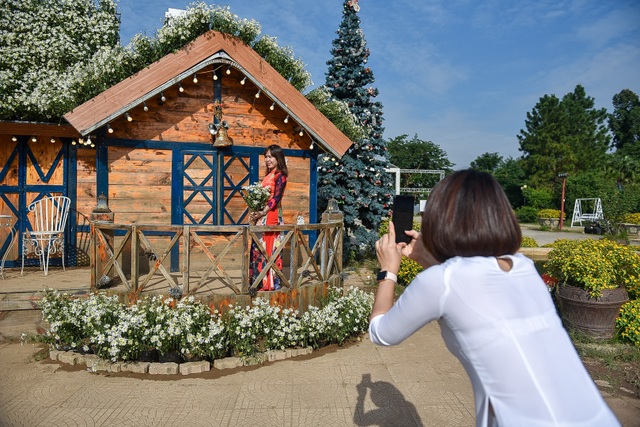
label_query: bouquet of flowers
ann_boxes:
[241,183,271,211]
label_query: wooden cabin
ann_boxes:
[0,31,352,306]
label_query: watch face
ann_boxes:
[377,271,386,281]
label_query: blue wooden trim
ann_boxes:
[308,151,318,224]
[65,138,78,266]
[171,147,183,226]
[96,135,109,199]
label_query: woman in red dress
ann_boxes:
[249,145,288,292]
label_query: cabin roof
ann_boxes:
[63,31,352,158]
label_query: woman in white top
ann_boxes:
[370,169,620,427]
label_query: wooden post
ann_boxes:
[321,199,343,281]
[90,194,114,289]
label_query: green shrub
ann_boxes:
[625,213,640,224]
[617,299,640,348]
[545,239,640,299]
[522,187,554,209]
[537,208,565,219]
[515,206,538,223]
[520,236,538,247]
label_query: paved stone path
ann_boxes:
[0,322,475,427]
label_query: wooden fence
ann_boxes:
[91,219,344,300]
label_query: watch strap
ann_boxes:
[377,271,398,284]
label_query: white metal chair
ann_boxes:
[21,196,71,275]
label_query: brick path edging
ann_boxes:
[48,347,314,375]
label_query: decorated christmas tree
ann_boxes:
[319,0,394,255]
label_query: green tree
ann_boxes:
[518,85,610,187]
[493,157,526,207]
[609,89,640,159]
[318,0,395,254]
[387,134,453,194]
[470,152,503,173]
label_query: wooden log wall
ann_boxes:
[90,64,314,226]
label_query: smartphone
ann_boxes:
[392,195,415,244]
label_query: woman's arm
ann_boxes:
[266,173,287,211]
[370,223,403,320]
[370,222,440,321]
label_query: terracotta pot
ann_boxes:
[557,284,628,340]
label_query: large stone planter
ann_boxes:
[557,284,629,340]
[621,223,639,237]
[537,217,560,228]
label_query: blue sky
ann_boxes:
[117,0,640,168]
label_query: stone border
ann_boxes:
[48,347,314,376]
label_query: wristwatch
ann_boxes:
[377,271,397,284]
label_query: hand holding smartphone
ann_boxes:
[392,195,415,244]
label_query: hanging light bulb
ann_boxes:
[240,77,246,85]
[226,66,232,75]
[72,140,77,145]
[178,83,184,92]
[270,102,275,110]
[299,128,304,137]
[50,138,56,143]
[143,102,148,112]
[160,92,166,102]
[107,124,114,133]
[125,112,133,122]
[255,90,261,98]
[310,141,314,149]
[31,136,37,142]
[11,136,17,142]
[91,143,95,148]
[284,115,289,124]
[79,137,84,145]
[213,73,218,81]
[193,74,198,84]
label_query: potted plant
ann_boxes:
[537,208,564,229]
[545,239,640,339]
[622,213,640,239]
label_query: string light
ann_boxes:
[310,141,314,149]
[226,66,232,75]
[125,112,133,122]
[299,128,304,137]
[50,138,56,143]
[143,101,149,112]
[193,74,198,84]
[255,90,261,98]
[31,136,37,142]
[11,136,17,142]
[160,92,166,102]
[284,115,289,124]
[178,83,184,92]
[107,124,114,134]
[213,73,218,81]
[240,77,246,85]
[270,102,275,110]
[72,140,77,145]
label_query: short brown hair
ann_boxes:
[421,169,521,262]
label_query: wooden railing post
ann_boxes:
[182,225,190,294]
[131,225,139,292]
[90,194,114,289]
[321,199,344,281]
